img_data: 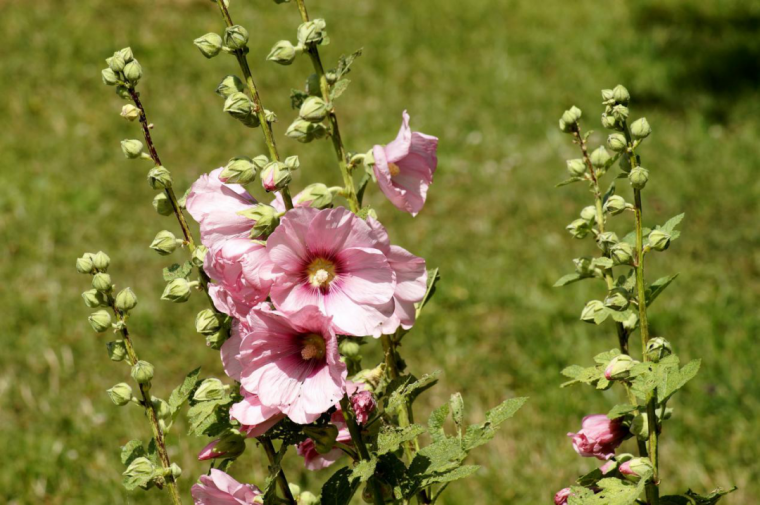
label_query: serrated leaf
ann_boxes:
[336,48,363,79]
[608,404,638,419]
[351,457,377,483]
[120,440,146,466]
[163,262,193,282]
[375,454,408,500]
[377,424,427,455]
[661,213,685,234]
[417,268,440,313]
[593,257,614,269]
[658,359,701,404]
[387,372,440,414]
[428,403,450,443]
[462,397,527,451]
[602,181,616,204]
[321,467,359,505]
[419,464,480,488]
[556,177,584,187]
[576,467,604,487]
[569,477,646,505]
[609,309,635,323]
[330,79,351,101]
[621,228,652,246]
[554,272,585,287]
[561,365,585,379]
[646,274,679,307]
[409,438,467,478]
[187,398,231,437]
[168,367,201,419]
[594,349,621,364]
[561,366,603,388]
[290,88,309,110]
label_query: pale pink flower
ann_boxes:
[554,488,572,505]
[266,207,396,336]
[191,469,261,505]
[297,411,352,471]
[229,389,286,438]
[567,414,627,460]
[351,389,376,426]
[238,305,347,424]
[372,111,438,216]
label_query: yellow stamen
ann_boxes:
[307,257,336,288]
[300,334,326,361]
[388,162,401,177]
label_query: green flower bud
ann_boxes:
[215,75,245,98]
[170,463,182,479]
[590,146,611,168]
[194,33,223,59]
[558,118,572,133]
[220,157,257,185]
[621,457,653,483]
[107,382,134,406]
[607,133,627,152]
[120,104,140,122]
[618,152,633,173]
[610,242,634,265]
[561,106,582,126]
[285,118,327,143]
[76,255,95,274]
[299,96,329,123]
[566,159,586,178]
[205,329,229,350]
[597,231,619,253]
[223,25,249,50]
[92,251,111,271]
[601,88,615,103]
[603,195,627,215]
[118,47,134,63]
[612,84,630,105]
[92,273,113,293]
[611,104,629,121]
[260,161,292,192]
[123,60,143,84]
[297,19,327,45]
[339,339,361,358]
[580,205,597,223]
[152,396,172,421]
[600,112,618,130]
[115,287,138,312]
[645,337,672,363]
[630,117,651,140]
[191,245,208,267]
[223,92,253,120]
[302,424,339,454]
[82,289,109,308]
[215,430,246,459]
[604,288,630,312]
[131,360,154,384]
[107,52,126,72]
[284,155,300,171]
[295,183,340,209]
[648,229,671,251]
[88,310,112,333]
[605,354,637,380]
[107,340,128,362]
[149,230,180,256]
[573,257,594,276]
[239,203,280,239]
[628,166,649,190]
[123,456,156,481]
[267,40,299,65]
[299,491,319,505]
[566,218,591,239]
[580,300,606,323]
[121,139,144,159]
[194,378,226,401]
[101,68,120,86]
[195,309,222,335]
[152,193,173,216]
[264,109,277,123]
[289,483,302,498]
[161,278,193,303]
[147,166,173,190]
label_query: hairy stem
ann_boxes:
[257,437,296,505]
[340,397,386,505]
[293,0,360,213]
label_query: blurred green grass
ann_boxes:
[1,0,758,503]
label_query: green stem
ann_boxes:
[214,0,294,211]
[340,397,386,505]
[257,437,297,505]
[293,0,360,213]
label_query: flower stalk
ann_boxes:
[257,436,297,505]
[339,396,386,505]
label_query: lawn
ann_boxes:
[1,0,758,503]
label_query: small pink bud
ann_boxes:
[198,439,225,461]
[351,390,377,426]
[554,487,572,505]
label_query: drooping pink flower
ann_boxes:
[266,207,397,336]
[191,469,261,505]
[297,410,352,471]
[372,111,438,216]
[554,488,572,505]
[351,389,376,426]
[229,389,286,438]
[567,414,628,460]
[238,305,347,424]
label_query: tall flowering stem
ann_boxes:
[339,397,386,505]
[293,0,360,213]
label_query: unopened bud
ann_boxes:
[131,360,154,384]
[604,354,637,380]
[566,218,591,239]
[285,118,327,143]
[645,337,672,362]
[220,157,257,185]
[115,287,138,312]
[267,40,299,65]
[590,146,611,168]
[123,456,155,480]
[107,383,133,406]
[147,166,173,190]
[597,231,619,253]
[123,60,142,84]
[612,104,629,122]
[264,109,277,123]
[561,106,582,126]
[580,205,597,223]
[630,117,651,140]
[295,183,339,209]
[601,88,614,103]
[195,309,222,335]
[628,166,649,190]
[215,75,245,98]
[170,463,182,478]
[566,159,586,178]
[223,25,249,50]
[297,19,327,45]
[194,33,223,59]
[239,203,280,238]
[82,289,109,309]
[193,378,226,401]
[120,104,140,122]
[152,396,171,422]
[161,278,193,303]
[91,251,110,271]
[573,257,594,276]
[152,193,174,216]
[92,272,113,293]
[107,52,126,72]
[299,96,329,123]
[102,68,120,86]
[647,229,671,251]
[121,139,144,159]
[107,340,128,362]
[284,155,300,171]
[118,47,134,63]
[205,329,229,350]
[610,242,634,265]
[580,300,606,323]
[607,133,627,152]
[149,230,180,256]
[601,112,618,130]
[223,92,253,120]
[260,161,291,192]
[302,424,339,454]
[612,84,630,105]
[76,255,95,274]
[115,85,131,100]
[604,288,630,311]
[339,339,361,358]
[603,195,627,215]
[191,245,208,267]
[88,310,112,333]
[299,491,319,505]
[620,458,653,482]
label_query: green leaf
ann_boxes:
[418,268,441,313]
[556,177,584,187]
[356,171,371,206]
[554,272,585,287]
[646,274,679,307]
[168,367,201,419]
[290,88,309,110]
[375,454,408,500]
[608,309,635,323]
[594,349,621,364]
[561,365,585,379]
[335,48,363,79]
[377,424,427,455]
[658,359,701,403]
[408,438,467,478]
[449,393,464,436]
[187,398,232,437]
[576,467,604,487]
[163,262,193,282]
[569,477,646,505]
[351,456,377,483]
[660,487,737,505]
[146,438,159,466]
[602,181,616,205]
[387,372,440,414]
[608,404,638,419]
[120,440,146,466]
[560,366,603,388]
[462,397,527,451]
[661,213,685,234]
[418,464,480,489]
[321,467,359,505]
[428,403,450,443]
[593,257,614,269]
[330,79,351,101]
[621,228,651,246]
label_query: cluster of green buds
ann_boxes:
[195,308,229,349]
[101,47,142,99]
[265,18,327,67]
[193,24,249,60]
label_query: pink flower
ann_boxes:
[619,461,635,477]
[229,389,286,438]
[600,459,616,475]
[372,111,438,216]
[197,439,223,461]
[351,389,376,426]
[567,414,627,460]
[297,411,353,471]
[191,469,261,505]
[266,207,397,336]
[554,488,572,505]
[238,305,347,424]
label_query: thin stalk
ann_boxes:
[214,0,294,210]
[257,437,297,505]
[293,0,360,212]
[340,397,386,505]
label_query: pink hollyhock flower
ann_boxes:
[567,414,627,460]
[297,411,353,471]
[191,469,261,505]
[372,111,438,216]
[266,207,397,336]
[229,389,286,438]
[554,488,572,505]
[351,389,376,426]
[238,305,347,424]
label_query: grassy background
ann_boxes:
[1,0,758,503]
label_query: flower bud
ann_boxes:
[601,88,614,103]
[297,19,327,45]
[573,257,594,276]
[566,159,586,178]
[118,47,134,63]
[351,390,377,426]
[120,139,144,160]
[267,40,299,65]
[194,33,223,59]
[152,193,174,216]
[590,146,611,169]
[561,106,582,126]
[299,492,319,505]
[205,329,229,350]
[604,288,630,312]
[264,109,277,123]
[630,117,651,140]
[115,287,138,312]
[648,229,671,251]
[92,272,113,293]
[192,245,208,267]
[620,458,653,482]
[612,84,630,105]
[603,195,627,215]
[610,242,634,265]
[645,337,672,362]
[607,133,627,152]
[220,156,257,185]
[223,92,253,120]
[260,162,291,192]
[82,289,109,309]
[76,255,95,274]
[239,203,280,239]
[150,230,179,256]
[120,104,140,122]
[107,52,126,72]
[284,155,300,171]
[107,340,128,362]
[123,60,143,84]
[170,463,182,479]
[580,205,597,223]
[215,75,245,98]
[600,112,618,130]
[88,310,112,333]
[285,118,327,143]
[299,96,329,123]
[597,231,619,253]
[580,300,606,323]
[123,456,156,481]
[302,424,339,454]
[152,396,172,422]
[611,104,629,122]
[223,25,249,50]
[131,360,155,384]
[101,68,120,86]
[195,309,222,335]
[193,378,226,401]
[566,218,591,239]
[161,278,193,303]
[628,166,649,190]
[107,382,133,406]
[339,339,361,358]
[148,166,173,190]
[295,183,339,209]
[604,354,637,380]
[115,85,131,100]
[91,251,110,271]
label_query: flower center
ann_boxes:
[300,333,326,361]
[307,257,336,288]
[388,162,401,177]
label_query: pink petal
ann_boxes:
[267,207,317,274]
[334,247,395,305]
[388,245,427,302]
[305,208,376,255]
